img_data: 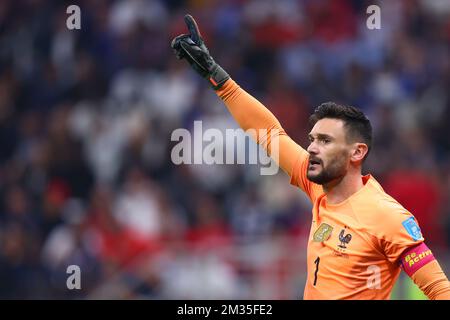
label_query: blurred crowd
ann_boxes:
[0,0,449,299]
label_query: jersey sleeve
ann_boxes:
[289,147,323,203]
[376,204,425,265]
[217,79,322,203]
[409,259,450,300]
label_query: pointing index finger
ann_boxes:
[184,14,202,45]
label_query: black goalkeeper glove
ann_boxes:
[171,14,230,90]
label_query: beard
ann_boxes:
[307,154,347,185]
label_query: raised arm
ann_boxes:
[215,78,303,176]
[171,14,324,203]
[171,14,304,177]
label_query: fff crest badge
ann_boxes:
[313,223,333,242]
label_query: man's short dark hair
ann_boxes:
[309,102,372,160]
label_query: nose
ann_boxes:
[307,141,319,155]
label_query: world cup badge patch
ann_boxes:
[402,217,422,241]
[313,223,333,242]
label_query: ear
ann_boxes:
[350,143,368,163]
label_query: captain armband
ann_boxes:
[400,242,436,277]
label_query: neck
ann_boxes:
[323,170,364,205]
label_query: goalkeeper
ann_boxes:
[171,15,450,300]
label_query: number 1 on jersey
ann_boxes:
[314,257,320,286]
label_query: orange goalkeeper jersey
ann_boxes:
[290,148,424,300]
[216,79,437,300]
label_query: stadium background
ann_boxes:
[0,0,449,299]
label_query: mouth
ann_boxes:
[308,158,322,170]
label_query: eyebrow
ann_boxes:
[308,133,334,140]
